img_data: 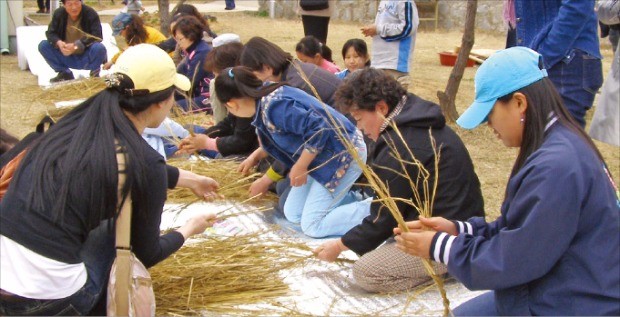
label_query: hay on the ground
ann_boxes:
[150,229,312,315]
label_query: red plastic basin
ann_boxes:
[438,51,475,67]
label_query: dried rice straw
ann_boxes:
[150,229,313,315]
[166,157,275,203]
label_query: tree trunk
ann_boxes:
[158,0,171,36]
[437,0,477,122]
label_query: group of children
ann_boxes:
[0,0,619,315]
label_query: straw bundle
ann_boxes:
[166,157,276,203]
[150,230,312,315]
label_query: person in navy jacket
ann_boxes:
[395,47,620,315]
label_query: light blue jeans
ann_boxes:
[283,145,371,238]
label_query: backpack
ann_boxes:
[0,116,54,201]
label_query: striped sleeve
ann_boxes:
[429,232,456,265]
[452,220,475,235]
[382,1,414,42]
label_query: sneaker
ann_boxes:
[50,71,74,83]
[89,69,100,78]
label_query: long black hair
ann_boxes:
[240,37,293,77]
[214,66,286,104]
[497,77,606,177]
[13,83,174,230]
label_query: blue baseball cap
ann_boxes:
[456,47,548,129]
[112,13,133,36]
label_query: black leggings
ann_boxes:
[301,15,330,44]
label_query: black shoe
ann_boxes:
[224,6,235,10]
[89,69,100,78]
[50,71,74,83]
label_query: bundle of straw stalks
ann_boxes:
[166,157,276,203]
[150,230,313,315]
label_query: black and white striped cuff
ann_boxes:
[452,220,474,235]
[430,232,456,265]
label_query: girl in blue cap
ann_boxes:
[394,47,619,315]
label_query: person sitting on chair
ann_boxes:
[38,0,107,83]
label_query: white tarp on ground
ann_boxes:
[16,23,119,86]
[161,201,486,315]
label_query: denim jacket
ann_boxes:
[252,85,361,191]
[515,0,601,68]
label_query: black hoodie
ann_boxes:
[342,93,485,256]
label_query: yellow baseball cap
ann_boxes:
[112,44,190,93]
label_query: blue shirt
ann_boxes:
[514,0,602,68]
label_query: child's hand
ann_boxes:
[289,163,308,187]
[248,175,272,197]
[238,148,266,175]
[178,135,208,154]
[361,24,377,37]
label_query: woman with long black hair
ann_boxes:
[0,44,219,316]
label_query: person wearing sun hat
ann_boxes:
[0,44,221,316]
[394,46,620,315]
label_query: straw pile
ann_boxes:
[24,77,107,121]
[150,229,313,315]
[166,157,276,203]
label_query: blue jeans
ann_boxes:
[0,222,116,316]
[454,292,498,316]
[225,0,235,8]
[283,146,371,238]
[38,40,107,73]
[547,49,603,128]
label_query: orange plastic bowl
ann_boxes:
[438,51,475,67]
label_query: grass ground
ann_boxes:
[2,2,618,221]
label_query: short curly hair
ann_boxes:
[335,68,407,113]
